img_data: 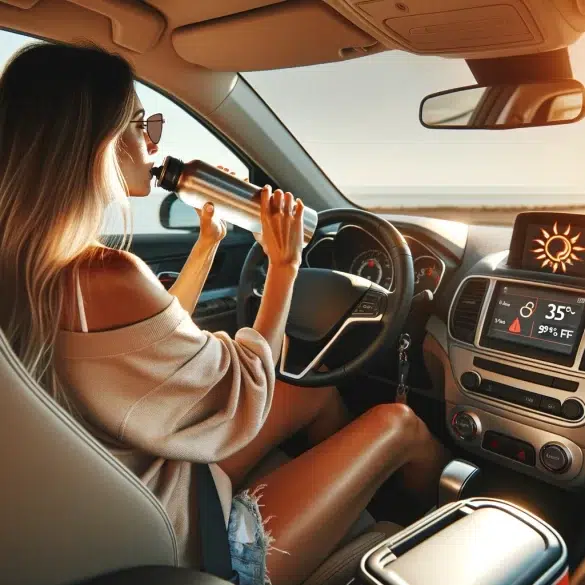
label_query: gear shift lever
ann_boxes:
[438,459,481,508]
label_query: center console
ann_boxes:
[357,498,568,585]
[446,212,585,488]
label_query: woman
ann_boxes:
[0,43,448,585]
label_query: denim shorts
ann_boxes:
[228,485,288,585]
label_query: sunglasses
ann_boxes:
[132,113,165,144]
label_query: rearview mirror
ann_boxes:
[420,79,585,130]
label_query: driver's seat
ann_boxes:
[0,327,402,585]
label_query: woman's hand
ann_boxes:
[194,166,248,245]
[252,186,304,359]
[196,202,227,245]
[256,185,304,271]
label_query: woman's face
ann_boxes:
[118,97,159,197]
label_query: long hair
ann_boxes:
[0,42,136,413]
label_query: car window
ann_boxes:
[0,29,249,236]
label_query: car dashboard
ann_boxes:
[304,224,446,298]
[306,211,585,493]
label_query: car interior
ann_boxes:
[5,0,585,584]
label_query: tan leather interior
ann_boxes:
[2,0,585,77]
[172,0,380,71]
[1,0,40,8]
[0,329,178,585]
[324,0,585,58]
[157,0,287,28]
[303,521,403,585]
[67,0,166,53]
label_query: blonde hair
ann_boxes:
[0,42,136,413]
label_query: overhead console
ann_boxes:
[446,212,585,489]
[324,0,585,59]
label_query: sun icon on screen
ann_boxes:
[532,222,585,273]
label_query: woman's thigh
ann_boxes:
[251,403,447,585]
[218,379,348,489]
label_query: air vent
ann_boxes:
[450,279,488,344]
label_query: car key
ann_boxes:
[396,333,411,405]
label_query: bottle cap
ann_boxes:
[154,156,183,191]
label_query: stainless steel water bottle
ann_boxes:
[151,156,318,247]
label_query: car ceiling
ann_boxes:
[2,0,585,114]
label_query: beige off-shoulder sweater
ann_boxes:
[55,289,275,567]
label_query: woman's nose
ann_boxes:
[146,133,159,155]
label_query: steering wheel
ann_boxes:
[237,209,414,387]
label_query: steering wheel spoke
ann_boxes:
[279,307,384,380]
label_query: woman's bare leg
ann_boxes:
[253,403,449,585]
[219,380,350,490]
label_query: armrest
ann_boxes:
[76,566,233,585]
[359,498,569,585]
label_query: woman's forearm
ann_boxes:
[253,264,298,361]
[169,238,220,314]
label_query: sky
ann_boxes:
[3,27,585,213]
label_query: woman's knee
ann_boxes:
[365,402,429,446]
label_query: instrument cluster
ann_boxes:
[304,224,445,295]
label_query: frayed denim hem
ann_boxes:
[228,484,289,585]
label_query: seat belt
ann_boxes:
[195,463,239,584]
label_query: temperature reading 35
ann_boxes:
[545,303,577,321]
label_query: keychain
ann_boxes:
[395,333,411,405]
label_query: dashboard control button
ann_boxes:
[480,380,541,410]
[540,444,571,473]
[478,379,500,397]
[561,399,584,421]
[451,412,479,440]
[515,391,541,409]
[353,292,385,317]
[493,383,521,402]
[552,378,579,392]
[354,302,376,315]
[482,431,535,466]
[539,397,562,416]
[460,371,481,391]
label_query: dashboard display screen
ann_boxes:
[486,284,585,356]
[521,222,585,276]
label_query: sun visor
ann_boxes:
[172,0,380,71]
[0,0,165,53]
[0,0,41,8]
[66,0,166,53]
[159,0,287,27]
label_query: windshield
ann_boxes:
[243,37,585,220]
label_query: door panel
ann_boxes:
[129,230,255,336]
